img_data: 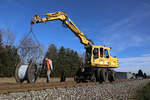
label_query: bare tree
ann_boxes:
[79,52,86,63]
[1,28,16,46]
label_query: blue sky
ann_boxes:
[0,0,150,74]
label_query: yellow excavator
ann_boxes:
[31,11,118,82]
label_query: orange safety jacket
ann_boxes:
[44,60,51,70]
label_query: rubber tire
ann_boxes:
[27,62,38,83]
[96,69,101,82]
[100,69,108,82]
[108,71,115,82]
[15,63,25,83]
[112,72,115,81]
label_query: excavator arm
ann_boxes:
[31,11,93,47]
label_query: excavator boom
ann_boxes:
[31,11,93,47]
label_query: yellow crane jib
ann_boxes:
[31,11,92,46]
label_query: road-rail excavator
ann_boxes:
[30,11,118,83]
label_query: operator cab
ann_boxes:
[86,45,118,68]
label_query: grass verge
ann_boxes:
[135,82,150,100]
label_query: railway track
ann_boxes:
[0,79,145,94]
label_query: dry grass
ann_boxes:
[37,77,74,83]
[0,77,74,84]
[0,77,16,83]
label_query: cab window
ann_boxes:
[86,47,92,61]
[104,49,109,58]
[100,48,103,57]
[93,48,99,59]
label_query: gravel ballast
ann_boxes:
[0,79,150,100]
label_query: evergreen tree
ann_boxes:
[64,48,73,77]
[56,46,66,77]
[45,44,57,61]
[143,73,147,78]
[0,29,20,77]
[71,51,81,76]
[56,47,81,77]
[138,69,144,77]
[0,33,4,76]
[40,44,82,77]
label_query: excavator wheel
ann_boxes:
[27,62,38,83]
[100,69,108,82]
[96,68,108,83]
[108,71,115,82]
[96,69,101,82]
[112,72,115,81]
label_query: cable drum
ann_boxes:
[27,62,38,83]
[15,31,43,83]
[15,63,28,83]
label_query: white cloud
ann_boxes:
[142,53,150,57]
[96,3,150,52]
[115,54,150,75]
[143,1,150,7]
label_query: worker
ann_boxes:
[43,57,53,83]
[60,70,66,82]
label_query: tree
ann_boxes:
[138,69,144,76]
[143,73,147,79]
[79,52,86,63]
[55,46,66,77]
[0,33,4,76]
[56,47,81,77]
[0,29,20,77]
[43,44,82,77]
[0,33,2,46]
[45,44,57,65]
[3,29,15,46]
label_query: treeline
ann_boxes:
[0,29,20,77]
[0,29,82,77]
[40,44,82,77]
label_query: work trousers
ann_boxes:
[46,69,51,83]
